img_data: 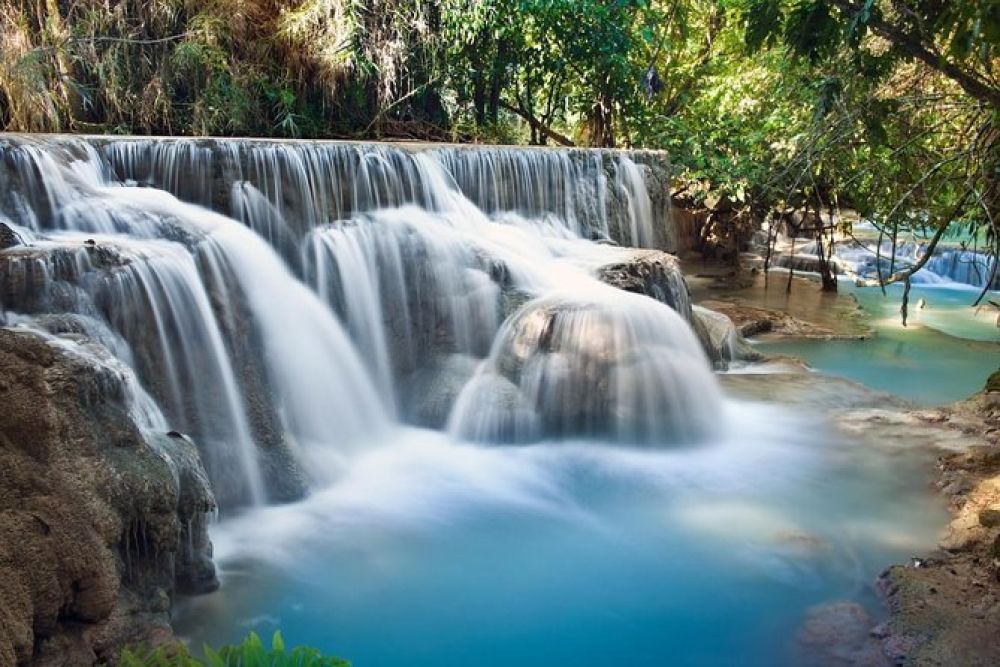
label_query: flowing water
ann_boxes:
[759,281,1000,405]
[762,233,999,404]
[0,136,954,664]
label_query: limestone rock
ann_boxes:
[690,305,762,367]
[0,221,21,249]
[0,326,217,665]
[870,393,1000,666]
[702,298,861,340]
[403,353,481,429]
[457,293,718,444]
[0,237,308,506]
[595,249,692,319]
[797,602,888,666]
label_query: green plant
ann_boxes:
[117,631,350,667]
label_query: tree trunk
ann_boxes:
[589,89,616,148]
[816,197,838,292]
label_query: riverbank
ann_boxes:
[685,257,1000,664]
[874,392,1000,665]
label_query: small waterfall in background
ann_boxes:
[774,231,999,291]
[0,134,707,513]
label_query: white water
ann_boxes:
[0,135,948,664]
[0,136,693,495]
[777,233,999,291]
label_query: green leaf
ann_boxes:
[745,0,783,52]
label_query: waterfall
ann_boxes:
[921,248,998,289]
[96,234,266,505]
[615,157,655,248]
[0,134,715,514]
[777,232,1000,291]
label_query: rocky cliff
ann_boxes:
[0,323,217,665]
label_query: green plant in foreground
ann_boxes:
[118,631,350,667]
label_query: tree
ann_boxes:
[738,0,999,314]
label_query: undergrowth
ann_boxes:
[116,631,349,667]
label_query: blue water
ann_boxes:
[175,404,944,666]
[758,283,1000,405]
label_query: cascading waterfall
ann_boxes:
[96,234,266,505]
[615,156,655,248]
[0,134,709,514]
[91,137,667,248]
[775,233,999,291]
[922,247,998,289]
[1,134,962,667]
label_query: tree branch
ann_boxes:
[499,100,575,146]
[831,0,1000,109]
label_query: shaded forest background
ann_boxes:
[1,0,998,291]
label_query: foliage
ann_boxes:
[116,631,349,667]
[438,0,666,146]
[0,0,997,301]
[0,0,447,137]
[730,0,999,301]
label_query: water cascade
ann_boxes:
[1,134,957,666]
[0,134,700,509]
[773,233,999,291]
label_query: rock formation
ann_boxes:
[0,324,217,665]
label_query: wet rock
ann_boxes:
[447,372,540,443]
[697,298,868,340]
[771,251,843,277]
[0,239,136,319]
[0,228,308,508]
[458,294,718,444]
[877,559,1000,666]
[595,249,693,319]
[722,374,910,410]
[870,393,1000,666]
[403,353,481,429]
[0,221,21,249]
[797,601,888,666]
[690,305,762,367]
[0,326,218,665]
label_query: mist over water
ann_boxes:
[175,404,944,667]
[0,136,951,664]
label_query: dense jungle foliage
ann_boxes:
[1,1,998,291]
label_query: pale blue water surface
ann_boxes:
[175,401,945,666]
[759,282,999,405]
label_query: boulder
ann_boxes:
[0,325,217,665]
[595,249,693,319]
[453,293,719,444]
[0,221,21,249]
[691,305,762,367]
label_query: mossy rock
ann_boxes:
[978,509,1000,528]
[986,369,1000,393]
